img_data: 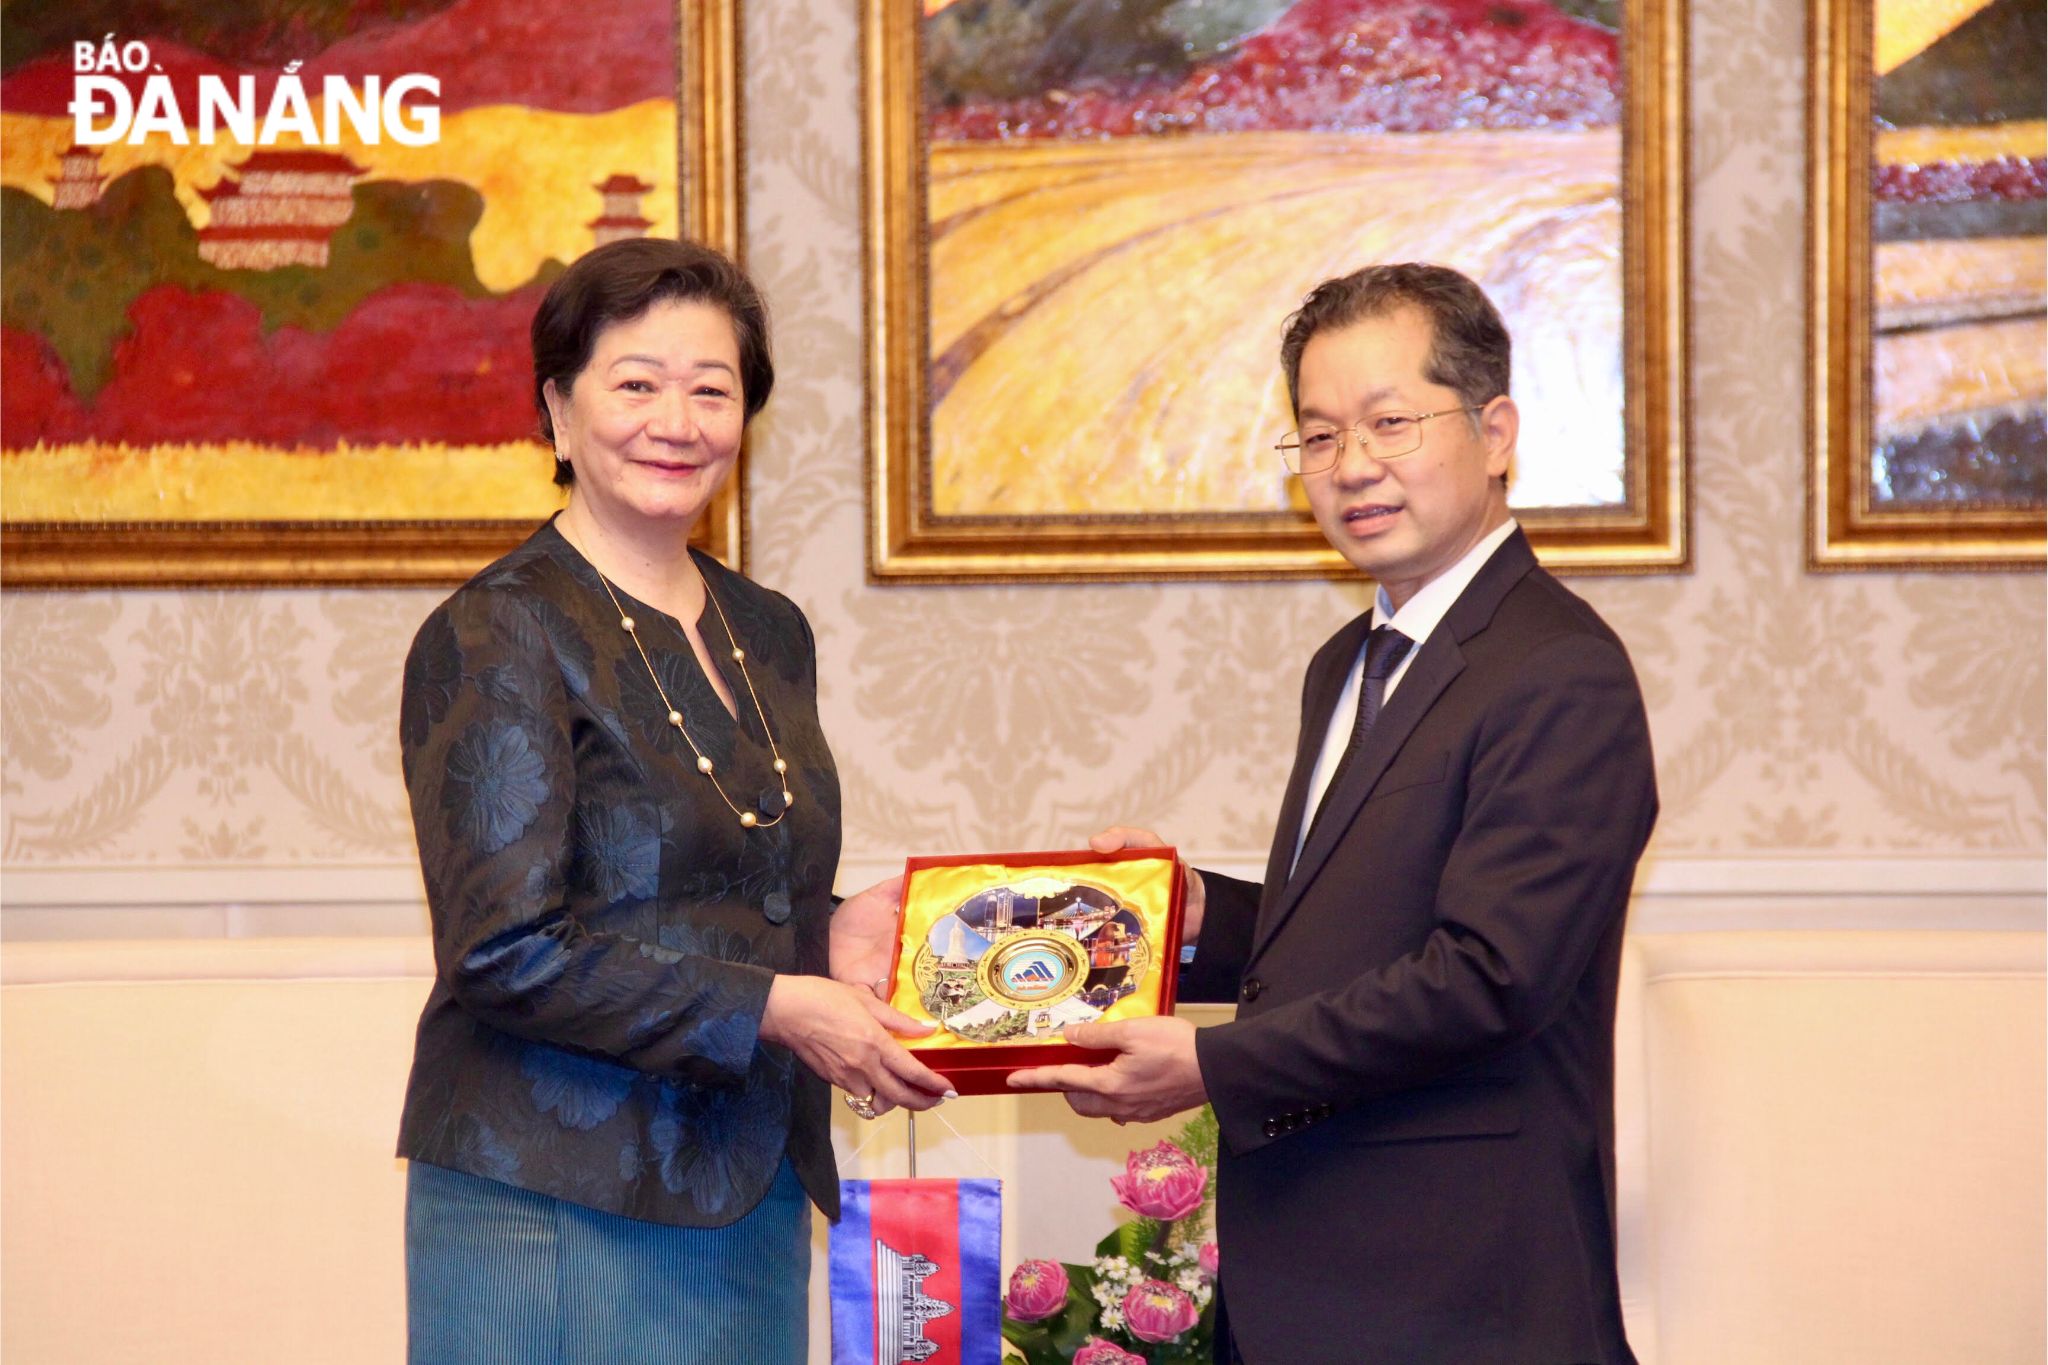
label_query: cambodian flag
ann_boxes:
[830,1178,1003,1365]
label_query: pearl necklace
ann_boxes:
[594,570,794,831]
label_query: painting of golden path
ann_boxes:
[879,0,1684,579]
[928,127,1623,520]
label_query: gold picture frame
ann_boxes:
[1806,0,2045,569]
[0,1,744,588]
[864,0,1689,583]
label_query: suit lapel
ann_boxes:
[1256,613,1370,923]
[1249,530,1540,964]
[1252,642,1463,957]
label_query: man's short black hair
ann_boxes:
[1279,263,1510,418]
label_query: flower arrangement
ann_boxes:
[1002,1108,1219,1365]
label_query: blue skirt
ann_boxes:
[405,1158,811,1364]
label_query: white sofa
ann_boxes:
[4,931,2041,1363]
[1613,932,2045,1364]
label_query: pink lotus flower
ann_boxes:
[1198,1241,1220,1279]
[1004,1258,1069,1322]
[1074,1338,1147,1365]
[1122,1278,1200,1343]
[1110,1141,1208,1221]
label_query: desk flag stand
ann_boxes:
[830,1110,1004,1364]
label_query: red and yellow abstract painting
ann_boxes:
[1,0,681,525]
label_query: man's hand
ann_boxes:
[1089,825,1205,945]
[1007,1015,1207,1124]
[830,874,904,997]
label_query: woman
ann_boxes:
[396,237,946,1364]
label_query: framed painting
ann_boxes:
[865,0,1688,583]
[1808,0,2045,568]
[0,0,742,587]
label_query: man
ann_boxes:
[1010,264,1657,1363]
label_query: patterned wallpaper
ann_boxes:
[3,0,2042,901]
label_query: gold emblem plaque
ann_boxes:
[887,853,1180,1066]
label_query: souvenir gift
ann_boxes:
[882,847,1186,1095]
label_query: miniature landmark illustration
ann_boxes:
[196,150,367,269]
[875,1240,952,1365]
[50,146,106,209]
[590,173,654,246]
[912,877,1148,1044]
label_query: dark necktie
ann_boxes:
[1350,624,1415,750]
[1302,625,1414,846]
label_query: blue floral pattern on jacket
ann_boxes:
[395,521,845,1227]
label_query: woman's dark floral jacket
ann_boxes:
[395,519,843,1226]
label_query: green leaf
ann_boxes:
[1168,1105,1222,1243]
[998,1319,1044,1351]
[997,1319,1066,1365]
[1096,1216,1159,1264]
[1045,1280,1100,1356]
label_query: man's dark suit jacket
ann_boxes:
[1182,530,1656,1364]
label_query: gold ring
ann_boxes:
[844,1091,879,1121]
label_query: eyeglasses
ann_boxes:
[1275,406,1487,475]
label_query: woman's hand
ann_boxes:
[1089,825,1206,945]
[759,974,950,1118]
[830,874,904,997]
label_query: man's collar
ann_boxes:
[1373,518,1521,640]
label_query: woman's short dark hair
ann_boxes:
[1278,264,1510,417]
[531,237,773,486]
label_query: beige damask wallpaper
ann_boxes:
[2,0,2042,911]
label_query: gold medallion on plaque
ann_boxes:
[977,932,1087,1009]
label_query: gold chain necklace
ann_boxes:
[593,570,793,830]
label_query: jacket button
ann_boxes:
[1241,978,1263,1002]
[1262,1118,1280,1138]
